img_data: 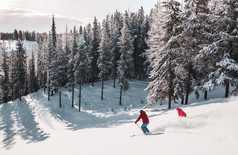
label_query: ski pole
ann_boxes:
[135,123,143,132]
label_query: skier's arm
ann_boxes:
[135,114,142,123]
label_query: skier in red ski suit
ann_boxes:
[135,110,150,134]
[176,107,187,117]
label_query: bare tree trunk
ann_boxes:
[225,80,229,98]
[11,87,14,101]
[43,72,46,94]
[185,85,189,105]
[168,75,172,109]
[79,83,81,112]
[91,79,94,87]
[168,93,171,109]
[113,75,116,88]
[59,88,61,108]
[101,76,104,100]
[19,88,22,101]
[204,90,208,100]
[43,84,46,94]
[47,72,50,101]
[72,83,74,108]
[181,95,184,105]
[119,86,122,105]
[48,85,50,101]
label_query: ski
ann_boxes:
[131,132,164,137]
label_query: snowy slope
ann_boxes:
[0,40,38,57]
[0,80,238,155]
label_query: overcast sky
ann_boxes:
[0,0,158,33]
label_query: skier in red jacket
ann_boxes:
[176,107,187,117]
[135,110,150,134]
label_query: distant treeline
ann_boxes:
[0,29,37,41]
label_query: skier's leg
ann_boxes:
[145,126,150,133]
[143,123,150,133]
[141,124,146,133]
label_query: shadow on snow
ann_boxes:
[0,99,49,149]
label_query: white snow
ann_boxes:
[0,80,238,155]
[0,40,38,57]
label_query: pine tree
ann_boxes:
[49,14,60,95]
[117,18,134,105]
[90,17,101,86]
[14,29,19,40]
[0,68,4,103]
[29,50,37,93]
[174,0,211,104]
[84,23,93,83]
[19,30,23,40]
[0,41,9,102]
[110,15,121,88]
[146,3,164,76]
[131,7,149,80]
[14,39,27,100]
[197,0,238,98]
[74,44,88,111]
[67,26,78,107]
[146,0,183,109]
[97,19,112,100]
[38,35,49,94]
[57,35,68,87]
[47,31,52,100]
[9,49,16,100]
[37,36,46,92]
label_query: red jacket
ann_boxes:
[176,107,186,117]
[135,111,149,124]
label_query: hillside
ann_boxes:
[0,80,238,155]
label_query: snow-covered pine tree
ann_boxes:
[14,29,19,40]
[23,40,29,96]
[132,7,149,80]
[192,0,219,100]
[67,26,78,107]
[79,25,83,35]
[175,0,210,104]
[97,19,112,100]
[47,32,52,100]
[57,34,68,87]
[0,68,4,103]
[105,15,111,39]
[14,39,27,100]
[110,15,121,88]
[146,0,183,109]
[29,49,37,93]
[63,25,73,56]
[74,43,88,111]
[0,41,9,103]
[141,15,151,76]
[197,0,238,98]
[84,23,93,83]
[89,17,101,87]
[49,14,60,95]
[37,36,47,93]
[9,49,17,100]
[41,35,49,94]
[146,3,164,76]
[117,17,134,105]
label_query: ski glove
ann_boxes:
[135,121,137,124]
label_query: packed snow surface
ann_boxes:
[0,80,237,155]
